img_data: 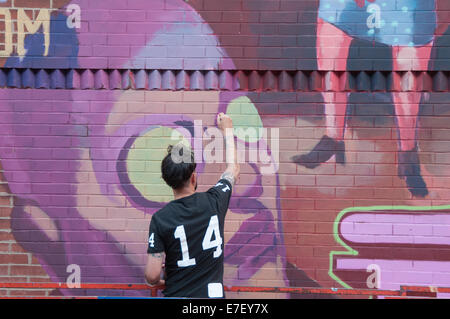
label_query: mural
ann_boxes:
[331,206,450,298]
[0,0,288,297]
[292,0,437,198]
[0,0,448,298]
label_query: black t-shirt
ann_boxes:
[147,178,232,298]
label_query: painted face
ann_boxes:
[0,0,287,296]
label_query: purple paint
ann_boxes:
[0,0,287,297]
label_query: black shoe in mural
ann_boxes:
[398,147,429,198]
[292,135,346,169]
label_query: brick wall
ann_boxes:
[0,162,54,297]
[0,0,448,298]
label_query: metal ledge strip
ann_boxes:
[0,69,448,92]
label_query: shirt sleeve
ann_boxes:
[206,178,233,217]
[147,215,165,254]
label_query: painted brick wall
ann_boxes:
[0,0,448,298]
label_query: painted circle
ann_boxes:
[226,96,263,143]
[126,126,190,203]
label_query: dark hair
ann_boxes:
[161,143,196,190]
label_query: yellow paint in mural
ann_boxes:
[226,96,263,143]
[0,9,13,56]
[126,127,191,203]
[18,9,51,57]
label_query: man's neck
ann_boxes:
[173,188,195,200]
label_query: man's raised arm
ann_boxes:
[217,113,240,187]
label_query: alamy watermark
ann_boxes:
[66,4,82,30]
[170,120,280,175]
[366,4,382,30]
[66,264,81,289]
[366,264,381,289]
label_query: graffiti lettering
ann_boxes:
[0,8,50,57]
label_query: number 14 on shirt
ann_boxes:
[174,215,223,268]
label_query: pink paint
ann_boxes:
[341,213,450,246]
[337,259,450,288]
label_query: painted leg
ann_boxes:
[393,43,433,197]
[292,19,351,169]
[394,101,428,197]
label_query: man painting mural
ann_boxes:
[145,113,239,298]
[0,0,447,299]
[0,0,287,297]
[293,0,442,198]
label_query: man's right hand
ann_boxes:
[217,113,233,132]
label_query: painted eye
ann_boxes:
[126,126,191,203]
[225,96,263,143]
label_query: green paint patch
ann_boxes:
[126,127,189,203]
[226,96,263,143]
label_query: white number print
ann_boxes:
[174,215,223,268]
[174,225,196,267]
[148,233,155,248]
[215,182,231,193]
[202,215,223,258]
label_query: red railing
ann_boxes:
[0,283,448,299]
